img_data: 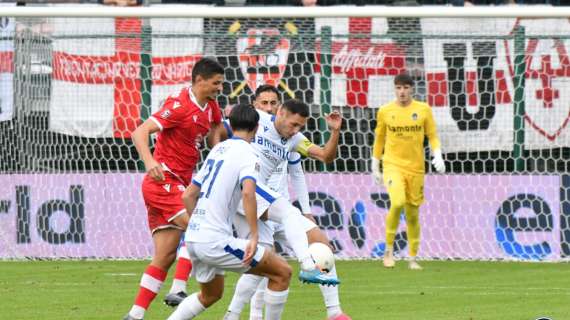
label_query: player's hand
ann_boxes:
[145,159,165,181]
[431,149,446,174]
[325,111,342,131]
[224,104,234,118]
[243,236,258,266]
[371,157,383,186]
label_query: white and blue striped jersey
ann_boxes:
[186,137,260,242]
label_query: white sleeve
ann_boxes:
[239,156,260,185]
[288,153,311,214]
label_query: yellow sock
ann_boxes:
[404,204,420,257]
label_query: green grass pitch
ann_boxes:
[1,260,568,319]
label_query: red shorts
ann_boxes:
[142,174,187,234]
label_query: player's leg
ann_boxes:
[304,226,351,320]
[224,218,275,320]
[247,249,292,320]
[167,275,224,320]
[164,240,192,306]
[125,228,183,320]
[383,168,407,268]
[405,173,425,270]
[248,277,268,320]
[124,177,189,320]
[258,183,338,285]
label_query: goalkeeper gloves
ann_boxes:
[371,157,383,186]
[431,149,446,174]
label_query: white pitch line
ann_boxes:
[104,273,138,276]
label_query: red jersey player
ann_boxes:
[123,58,225,320]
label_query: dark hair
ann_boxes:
[281,99,309,117]
[394,73,414,86]
[254,84,280,100]
[191,57,224,83]
[229,104,259,132]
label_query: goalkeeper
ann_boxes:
[371,73,445,270]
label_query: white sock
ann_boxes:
[319,265,342,318]
[167,293,205,320]
[268,199,314,271]
[128,306,145,319]
[249,277,268,320]
[228,274,264,315]
[170,279,187,295]
[264,288,289,320]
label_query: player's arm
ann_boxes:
[288,155,312,219]
[241,177,258,265]
[206,122,225,148]
[181,182,201,219]
[132,119,164,181]
[424,106,445,173]
[300,111,342,163]
[371,108,386,185]
[206,103,226,148]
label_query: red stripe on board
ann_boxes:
[113,18,142,138]
[0,51,14,73]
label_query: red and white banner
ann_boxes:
[316,17,570,151]
[0,5,15,122]
[315,17,405,109]
[49,10,203,138]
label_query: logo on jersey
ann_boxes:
[193,115,198,123]
[412,113,418,121]
[264,126,269,132]
[254,161,260,172]
[163,184,171,192]
[177,185,185,192]
[172,101,181,109]
[237,27,290,93]
[281,137,287,145]
[160,110,171,119]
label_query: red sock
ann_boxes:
[170,243,192,293]
[174,246,192,283]
[134,265,167,310]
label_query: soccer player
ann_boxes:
[371,73,445,270]
[225,91,351,320]
[167,104,293,320]
[122,58,225,320]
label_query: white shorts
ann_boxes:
[186,237,266,283]
[237,182,281,218]
[233,209,317,249]
[233,215,276,246]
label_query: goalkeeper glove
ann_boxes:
[431,149,446,174]
[371,157,383,186]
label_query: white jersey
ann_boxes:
[253,110,310,184]
[186,137,260,243]
[266,151,302,200]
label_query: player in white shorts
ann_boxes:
[167,104,293,320]
[224,86,351,320]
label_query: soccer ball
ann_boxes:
[308,242,335,273]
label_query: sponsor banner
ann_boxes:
[0,173,563,260]
[299,174,561,261]
[0,174,151,258]
[49,7,203,138]
[0,7,14,122]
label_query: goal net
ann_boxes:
[1,6,569,261]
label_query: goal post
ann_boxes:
[1,5,570,261]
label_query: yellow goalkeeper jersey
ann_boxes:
[372,99,441,175]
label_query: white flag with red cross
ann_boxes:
[49,13,203,138]
[0,4,15,122]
